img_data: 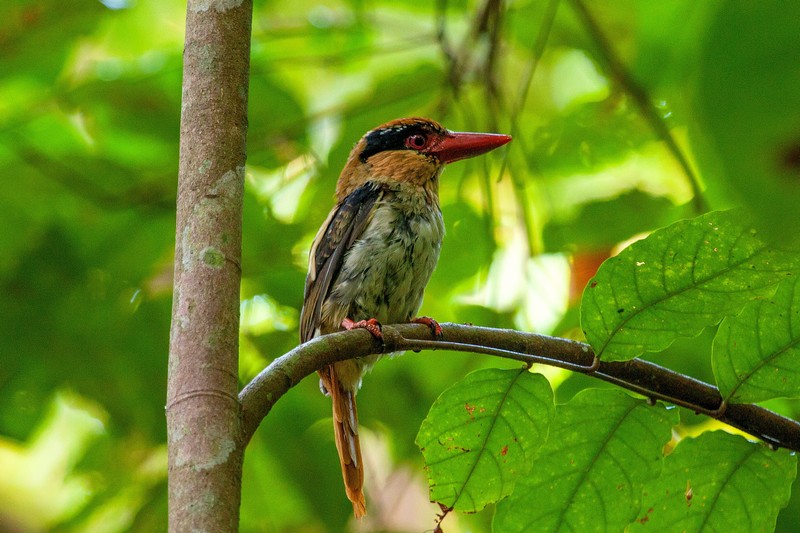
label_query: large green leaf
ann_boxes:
[416,368,554,513]
[631,431,796,532]
[581,209,800,361]
[493,389,677,533]
[713,276,800,403]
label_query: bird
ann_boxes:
[300,117,511,518]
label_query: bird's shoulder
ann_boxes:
[309,182,384,278]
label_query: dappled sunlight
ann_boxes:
[459,222,571,335]
[247,156,317,224]
[547,139,694,212]
[0,392,168,532]
[548,48,610,111]
[0,392,104,530]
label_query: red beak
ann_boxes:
[429,131,512,164]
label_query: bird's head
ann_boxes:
[335,117,512,201]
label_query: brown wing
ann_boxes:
[300,182,383,343]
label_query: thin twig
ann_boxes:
[500,0,560,256]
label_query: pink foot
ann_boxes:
[412,316,443,338]
[342,317,383,339]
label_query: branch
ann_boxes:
[167,1,252,531]
[239,323,800,452]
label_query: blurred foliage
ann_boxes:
[1,0,799,531]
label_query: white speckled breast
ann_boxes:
[329,192,443,323]
[321,185,444,389]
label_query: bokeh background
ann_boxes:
[1,0,799,531]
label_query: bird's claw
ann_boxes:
[412,316,443,339]
[342,317,383,340]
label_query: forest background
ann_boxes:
[2,0,800,532]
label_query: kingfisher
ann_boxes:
[300,117,511,517]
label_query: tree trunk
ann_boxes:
[167,0,252,530]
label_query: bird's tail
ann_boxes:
[319,365,367,518]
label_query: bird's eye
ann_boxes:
[405,134,428,150]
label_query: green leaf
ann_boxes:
[713,276,800,403]
[581,209,800,361]
[415,368,554,513]
[494,390,677,533]
[631,431,796,532]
